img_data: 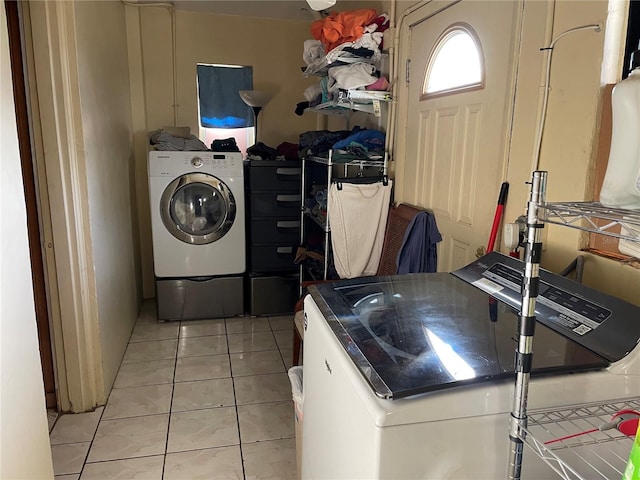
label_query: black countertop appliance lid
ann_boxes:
[308,253,640,399]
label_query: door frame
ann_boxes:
[21,0,105,412]
[5,0,56,409]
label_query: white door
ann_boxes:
[398,0,520,271]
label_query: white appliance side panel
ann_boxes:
[379,415,559,479]
[302,298,382,479]
[148,177,246,277]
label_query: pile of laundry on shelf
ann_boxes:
[245,141,300,161]
[296,9,390,114]
[298,126,385,162]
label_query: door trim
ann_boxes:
[27,1,104,412]
[5,0,56,409]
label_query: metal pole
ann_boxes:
[324,151,333,280]
[507,171,547,480]
[300,157,307,295]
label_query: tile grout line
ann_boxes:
[226,317,248,480]
[161,319,182,478]
[78,311,171,477]
[62,313,293,479]
[73,312,149,477]
[77,346,117,477]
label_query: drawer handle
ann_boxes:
[276,168,301,176]
[276,246,294,254]
[277,221,301,229]
[276,194,301,203]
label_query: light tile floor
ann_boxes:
[49,301,297,479]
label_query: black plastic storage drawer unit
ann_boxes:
[248,164,301,192]
[249,192,301,218]
[245,159,301,315]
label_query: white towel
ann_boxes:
[328,180,392,279]
[328,63,378,91]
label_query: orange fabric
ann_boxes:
[311,9,378,52]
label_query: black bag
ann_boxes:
[211,138,240,152]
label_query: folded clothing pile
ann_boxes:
[299,127,385,161]
[299,9,391,114]
[247,142,301,161]
[149,127,209,151]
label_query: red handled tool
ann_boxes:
[487,182,509,253]
[487,182,509,322]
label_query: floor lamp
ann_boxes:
[239,90,272,144]
[306,0,336,10]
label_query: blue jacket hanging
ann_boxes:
[396,211,442,274]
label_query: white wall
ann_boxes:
[503,0,640,304]
[0,2,54,477]
[73,1,140,392]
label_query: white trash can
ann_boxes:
[288,366,303,480]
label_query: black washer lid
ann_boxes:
[310,272,608,399]
[452,252,640,363]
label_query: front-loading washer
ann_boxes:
[148,150,245,320]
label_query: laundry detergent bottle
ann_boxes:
[600,46,640,210]
[623,422,640,480]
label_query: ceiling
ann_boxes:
[160,0,390,21]
[170,1,320,21]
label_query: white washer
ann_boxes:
[301,253,640,479]
[148,151,245,320]
[148,151,245,277]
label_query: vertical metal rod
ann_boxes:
[324,151,333,280]
[299,157,307,295]
[507,171,547,480]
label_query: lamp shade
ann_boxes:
[306,0,336,11]
[239,90,272,108]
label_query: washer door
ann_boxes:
[160,172,236,245]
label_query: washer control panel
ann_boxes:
[149,151,244,177]
[182,153,242,173]
[452,251,640,363]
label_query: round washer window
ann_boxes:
[160,173,236,245]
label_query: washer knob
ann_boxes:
[191,157,203,168]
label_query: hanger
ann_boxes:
[335,175,389,190]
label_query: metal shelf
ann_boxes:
[508,172,640,480]
[307,155,386,168]
[541,202,640,241]
[300,151,388,283]
[519,397,639,480]
[306,102,352,116]
[306,90,392,117]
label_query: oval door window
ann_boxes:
[160,172,236,245]
[422,23,484,99]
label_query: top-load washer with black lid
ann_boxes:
[301,252,640,478]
